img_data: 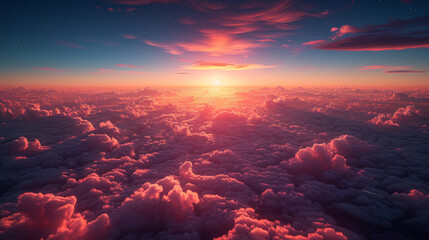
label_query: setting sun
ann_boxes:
[0,1,428,240]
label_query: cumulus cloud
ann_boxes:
[1,87,428,239]
[86,134,118,151]
[8,136,49,154]
[371,105,422,126]
[280,135,369,180]
[115,176,199,234]
[0,192,109,240]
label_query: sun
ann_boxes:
[214,79,220,86]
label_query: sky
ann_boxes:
[0,0,428,88]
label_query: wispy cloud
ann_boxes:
[359,65,410,71]
[115,64,145,68]
[144,40,183,55]
[384,70,427,73]
[118,0,332,56]
[359,65,426,73]
[89,68,146,74]
[33,67,70,72]
[184,61,277,70]
[55,40,85,49]
[298,67,318,71]
[122,34,138,39]
[145,31,264,56]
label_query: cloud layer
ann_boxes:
[1,87,429,239]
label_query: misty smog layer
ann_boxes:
[0,87,428,240]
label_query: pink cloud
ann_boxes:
[371,105,422,127]
[8,136,49,154]
[126,1,333,56]
[280,135,369,178]
[177,31,263,56]
[397,189,429,200]
[1,87,429,239]
[144,32,264,56]
[185,61,277,70]
[115,64,144,68]
[179,17,197,25]
[144,40,183,55]
[0,192,110,239]
[359,65,426,73]
[256,38,276,42]
[116,176,199,233]
[122,34,138,39]
[331,25,360,39]
[302,39,328,46]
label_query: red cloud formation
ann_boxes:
[185,61,277,70]
[305,15,429,51]
[33,67,70,72]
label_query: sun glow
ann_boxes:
[214,79,220,86]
